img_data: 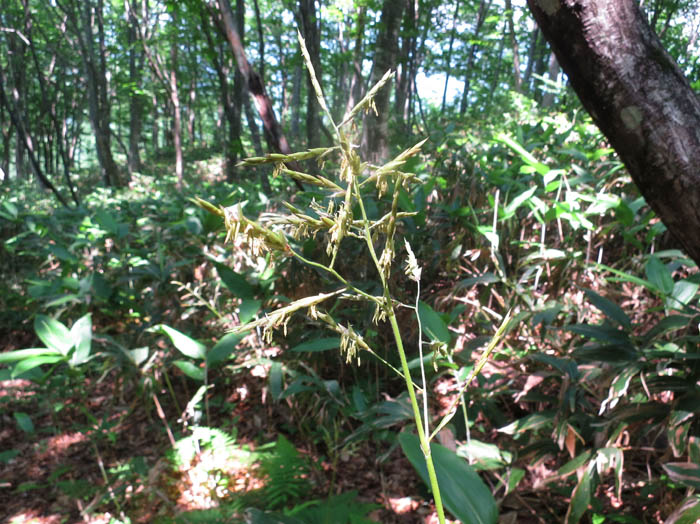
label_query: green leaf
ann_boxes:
[69,314,92,367]
[207,333,243,366]
[503,187,537,217]
[583,289,631,330]
[564,324,630,345]
[646,255,674,295]
[643,315,689,343]
[14,412,35,434]
[664,496,700,524]
[498,410,556,435]
[668,280,699,310]
[456,439,512,470]
[34,315,72,355]
[0,347,62,364]
[418,301,451,344]
[566,464,593,523]
[12,355,65,378]
[214,262,254,298]
[269,361,283,401]
[290,337,341,352]
[173,360,205,382]
[239,298,262,324]
[154,324,207,360]
[663,462,700,489]
[399,432,497,524]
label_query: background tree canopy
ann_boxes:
[1,1,700,523]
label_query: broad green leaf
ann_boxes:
[498,410,556,435]
[239,298,262,324]
[503,187,537,216]
[34,315,72,355]
[646,255,674,295]
[495,133,549,175]
[173,360,205,382]
[595,448,623,499]
[14,412,34,434]
[664,496,700,524]
[155,324,207,360]
[668,280,699,310]
[290,337,341,352]
[69,314,92,367]
[214,262,254,298]
[564,324,630,345]
[583,289,632,330]
[599,365,640,414]
[643,315,689,342]
[558,450,593,478]
[207,333,244,365]
[663,462,700,489]
[566,464,593,523]
[0,348,62,363]
[269,361,283,401]
[457,439,512,470]
[12,355,65,378]
[418,301,451,344]
[399,432,497,524]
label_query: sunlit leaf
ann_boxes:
[34,315,72,355]
[400,432,497,524]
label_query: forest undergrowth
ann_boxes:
[2,94,700,524]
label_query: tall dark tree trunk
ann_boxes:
[540,51,560,108]
[504,0,522,92]
[217,0,303,190]
[127,2,143,175]
[58,0,121,187]
[298,0,322,148]
[169,10,184,188]
[527,0,700,266]
[362,0,405,163]
[0,66,69,207]
[441,0,461,113]
[395,0,417,130]
[344,5,366,119]
[459,0,492,115]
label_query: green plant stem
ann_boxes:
[350,166,445,523]
[388,308,446,524]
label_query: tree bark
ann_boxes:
[459,0,492,115]
[217,0,303,190]
[126,1,143,175]
[441,0,461,113]
[527,0,700,265]
[298,0,322,148]
[58,0,121,187]
[504,0,522,92]
[362,0,405,163]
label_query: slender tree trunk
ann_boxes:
[441,0,461,113]
[217,0,303,190]
[344,5,366,118]
[504,0,522,92]
[459,0,492,115]
[127,2,143,174]
[298,0,322,148]
[58,0,121,187]
[0,66,69,207]
[396,0,418,128]
[169,11,183,188]
[527,0,700,266]
[523,26,539,93]
[362,0,405,163]
[540,51,560,108]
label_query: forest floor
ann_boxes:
[0,325,678,524]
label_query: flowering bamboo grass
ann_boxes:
[194,32,509,524]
